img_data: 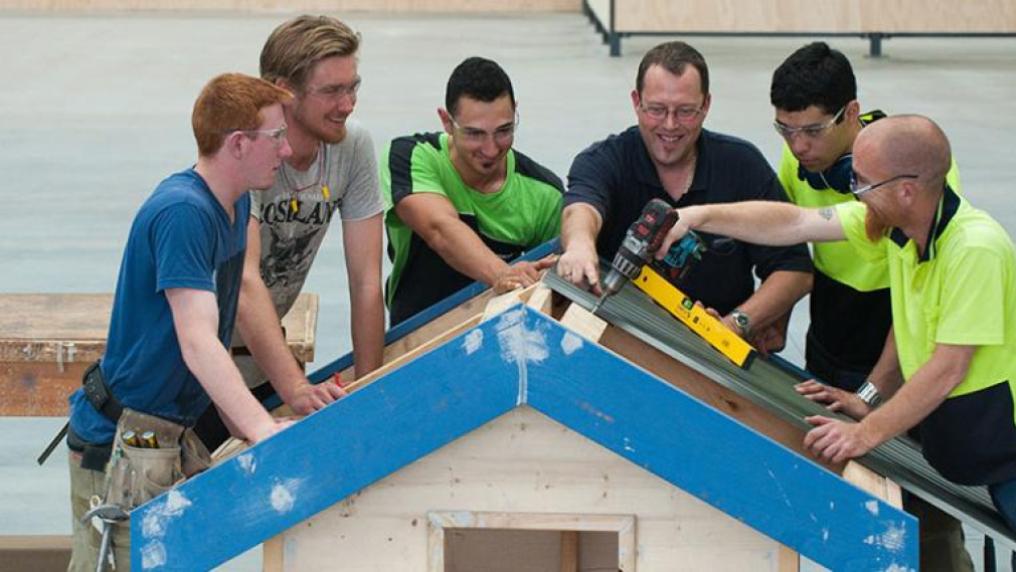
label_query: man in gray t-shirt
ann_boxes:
[195,15,385,448]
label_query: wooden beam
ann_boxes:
[0,293,317,416]
[262,534,283,572]
[843,461,903,508]
[559,530,578,572]
[329,289,498,383]
[596,325,827,466]
[0,535,71,571]
[482,283,539,320]
[526,284,554,315]
[777,545,800,572]
[558,303,609,343]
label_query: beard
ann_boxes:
[864,204,892,242]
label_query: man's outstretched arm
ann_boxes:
[659,202,847,255]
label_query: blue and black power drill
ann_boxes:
[593,198,707,312]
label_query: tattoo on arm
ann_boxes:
[818,207,834,221]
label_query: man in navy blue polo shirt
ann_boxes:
[559,41,812,351]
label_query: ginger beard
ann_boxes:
[864,201,893,242]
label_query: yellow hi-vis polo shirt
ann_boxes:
[836,186,1016,484]
[781,144,962,292]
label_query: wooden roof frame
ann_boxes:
[130,294,917,571]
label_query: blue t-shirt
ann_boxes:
[68,168,249,445]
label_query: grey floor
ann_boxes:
[1,10,1014,571]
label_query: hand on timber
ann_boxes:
[557,243,602,295]
[796,380,871,420]
[492,256,557,294]
[803,416,877,464]
[285,379,347,415]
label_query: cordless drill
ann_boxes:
[592,198,706,313]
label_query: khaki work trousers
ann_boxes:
[68,451,131,572]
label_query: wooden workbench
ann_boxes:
[0,293,318,416]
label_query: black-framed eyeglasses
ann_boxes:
[450,111,519,145]
[773,106,845,139]
[849,172,919,197]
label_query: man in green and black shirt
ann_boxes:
[381,57,563,325]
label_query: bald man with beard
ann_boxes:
[655,114,1016,530]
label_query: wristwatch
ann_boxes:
[729,308,751,337]
[855,380,883,408]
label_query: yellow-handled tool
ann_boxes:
[633,265,755,368]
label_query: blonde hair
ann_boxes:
[260,15,360,89]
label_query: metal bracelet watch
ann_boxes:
[855,380,883,408]
[729,308,751,337]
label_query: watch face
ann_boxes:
[733,312,749,328]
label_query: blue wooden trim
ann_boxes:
[260,238,561,410]
[137,306,914,570]
[524,310,917,571]
[132,312,524,570]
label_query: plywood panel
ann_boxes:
[614,0,859,33]
[279,407,785,570]
[0,0,581,12]
[603,0,1013,34]
[857,0,1016,32]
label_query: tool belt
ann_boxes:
[82,360,124,422]
[60,360,126,471]
[104,408,211,510]
[62,361,212,487]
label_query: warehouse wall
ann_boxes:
[0,0,580,12]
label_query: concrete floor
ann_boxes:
[0,10,1013,570]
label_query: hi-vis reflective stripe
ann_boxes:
[634,266,755,368]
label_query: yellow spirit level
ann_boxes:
[633,265,755,368]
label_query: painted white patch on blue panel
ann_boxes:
[237,452,256,475]
[141,489,192,539]
[863,522,907,554]
[140,540,167,569]
[821,528,829,542]
[496,309,549,365]
[865,499,879,516]
[271,479,301,514]
[622,437,635,452]
[561,332,583,355]
[463,329,484,355]
[496,309,549,404]
[879,523,906,552]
